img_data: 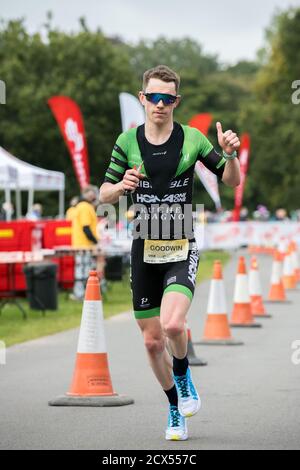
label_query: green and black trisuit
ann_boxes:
[104,122,226,319]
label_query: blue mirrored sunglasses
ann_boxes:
[143,92,177,105]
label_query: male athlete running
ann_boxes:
[100,65,240,441]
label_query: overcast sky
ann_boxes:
[1,0,299,64]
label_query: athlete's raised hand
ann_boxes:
[216,122,240,155]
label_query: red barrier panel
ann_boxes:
[0,221,44,293]
[14,263,27,291]
[58,255,74,289]
[0,263,26,293]
[0,264,9,291]
[0,220,74,292]
[43,220,74,288]
[0,221,35,251]
[43,220,72,248]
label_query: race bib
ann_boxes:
[144,239,189,264]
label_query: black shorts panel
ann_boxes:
[130,239,200,317]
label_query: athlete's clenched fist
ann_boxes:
[122,165,144,192]
[216,122,240,155]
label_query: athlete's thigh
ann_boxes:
[160,291,191,328]
[160,242,200,325]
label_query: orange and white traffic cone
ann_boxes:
[266,249,290,303]
[278,237,288,262]
[196,260,243,345]
[49,271,134,407]
[186,322,208,366]
[290,241,300,284]
[249,257,271,318]
[282,245,297,290]
[248,229,261,255]
[230,257,262,328]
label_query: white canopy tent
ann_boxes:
[0,146,65,220]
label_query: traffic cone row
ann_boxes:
[247,235,300,261]
[195,239,299,349]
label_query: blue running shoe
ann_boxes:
[173,367,201,418]
[165,405,188,441]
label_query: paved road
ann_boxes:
[1,249,300,450]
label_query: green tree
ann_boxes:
[241,7,300,212]
[123,36,219,80]
[0,18,135,214]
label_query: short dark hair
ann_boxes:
[143,65,180,94]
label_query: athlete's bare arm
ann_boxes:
[99,168,144,204]
[222,158,240,187]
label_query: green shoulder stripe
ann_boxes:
[175,125,213,176]
[124,127,148,176]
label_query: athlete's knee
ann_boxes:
[162,320,185,339]
[136,317,165,355]
[144,336,165,355]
